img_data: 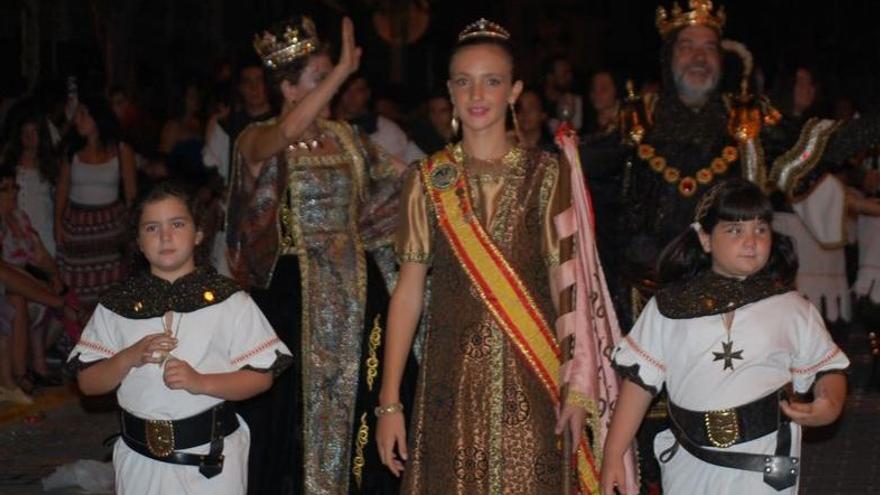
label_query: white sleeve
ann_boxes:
[227,293,292,374]
[790,300,850,393]
[68,304,122,365]
[611,298,667,394]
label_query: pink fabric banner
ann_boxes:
[554,125,639,494]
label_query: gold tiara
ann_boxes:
[458,18,510,42]
[253,16,320,70]
[656,0,726,39]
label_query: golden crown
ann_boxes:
[458,18,510,42]
[656,0,726,39]
[253,17,320,70]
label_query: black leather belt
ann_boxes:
[120,402,239,478]
[663,388,799,490]
[668,388,782,448]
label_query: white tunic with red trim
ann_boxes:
[612,291,849,495]
[71,290,290,495]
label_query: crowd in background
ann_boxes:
[0,22,878,407]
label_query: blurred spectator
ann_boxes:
[774,67,829,121]
[514,88,555,151]
[3,111,59,256]
[834,96,860,122]
[159,80,205,154]
[109,85,159,164]
[192,169,229,276]
[0,166,65,396]
[543,56,583,132]
[372,83,407,125]
[55,96,136,308]
[584,70,622,138]
[410,90,454,156]
[202,58,273,182]
[202,82,234,181]
[335,74,424,164]
[227,58,273,143]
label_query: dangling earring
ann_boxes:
[510,101,523,145]
[451,108,460,136]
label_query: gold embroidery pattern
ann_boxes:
[769,118,841,200]
[421,169,560,403]
[397,251,432,264]
[352,412,369,489]
[565,389,603,464]
[287,120,368,492]
[285,151,350,167]
[366,315,382,391]
[737,138,767,190]
[539,156,560,268]
[321,119,367,202]
[488,318,505,493]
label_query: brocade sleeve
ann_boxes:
[395,166,432,264]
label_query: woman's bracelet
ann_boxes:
[374,402,404,418]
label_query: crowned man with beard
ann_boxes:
[580,0,880,492]
[614,0,880,313]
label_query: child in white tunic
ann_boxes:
[600,179,849,495]
[69,182,291,495]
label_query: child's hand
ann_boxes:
[163,358,205,394]
[600,453,629,495]
[780,396,843,427]
[123,333,178,368]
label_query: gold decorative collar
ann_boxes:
[450,142,524,171]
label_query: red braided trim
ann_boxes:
[231,337,281,366]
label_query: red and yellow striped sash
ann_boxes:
[421,149,599,494]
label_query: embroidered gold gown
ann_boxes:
[396,144,565,494]
[227,119,415,495]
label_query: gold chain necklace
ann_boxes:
[637,143,738,197]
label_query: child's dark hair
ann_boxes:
[657,178,798,286]
[130,180,205,272]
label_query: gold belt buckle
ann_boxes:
[145,419,175,457]
[704,408,740,448]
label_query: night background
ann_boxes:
[4,0,880,117]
